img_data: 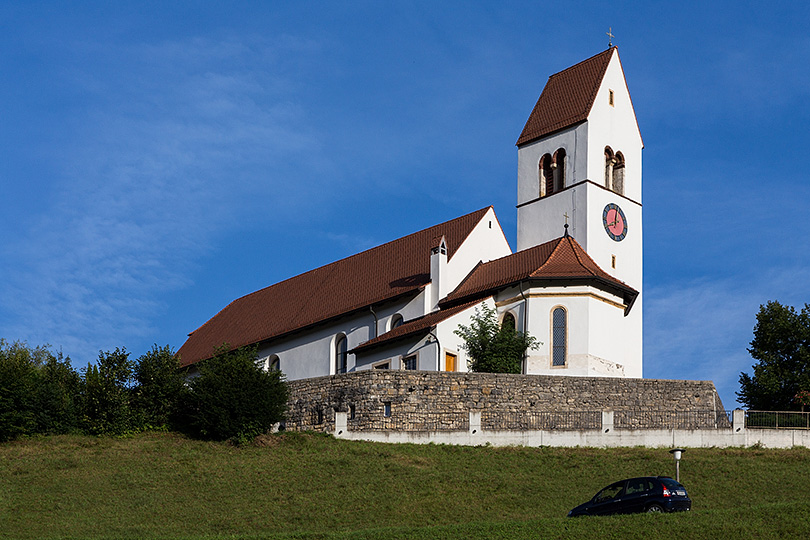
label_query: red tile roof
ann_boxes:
[516,47,616,146]
[440,233,637,311]
[177,208,492,367]
[350,301,480,354]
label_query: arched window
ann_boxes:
[604,146,615,190]
[335,334,348,374]
[268,355,280,372]
[553,148,566,192]
[613,152,625,195]
[539,153,553,197]
[551,307,567,367]
[501,312,516,331]
[390,313,404,330]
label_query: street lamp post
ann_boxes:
[669,448,685,482]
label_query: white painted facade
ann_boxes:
[514,48,643,377]
[243,49,645,382]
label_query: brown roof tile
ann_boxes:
[350,301,480,355]
[177,208,492,367]
[440,234,637,310]
[516,47,615,146]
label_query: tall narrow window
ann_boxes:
[539,153,554,197]
[390,313,404,330]
[609,89,615,106]
[613,152,625,195]
[501,312,516,331]
[604,146,615,190]
[552,307,567,367]
[335,334,348,374]
[553,148,566,192]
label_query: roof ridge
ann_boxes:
[566,236,599,278]
[548,47,615,82]
[531,236,566,276]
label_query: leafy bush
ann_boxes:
[81,348,135,435]
[33,352,82,435]
[179,345,288,442]
[455,304,539,374]
[133,344,183,429]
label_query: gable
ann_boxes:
[177,207,493,367]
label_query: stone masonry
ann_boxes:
[285,371,726,432]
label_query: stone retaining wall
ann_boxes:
[285,371,726,432]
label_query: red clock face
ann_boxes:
[603,203,627,241]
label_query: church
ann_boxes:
[177,47,644,381]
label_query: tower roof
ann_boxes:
[439,234,637,312]
[177,207,492,367]
[516,47,616,146]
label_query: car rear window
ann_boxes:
[660,477,684,490]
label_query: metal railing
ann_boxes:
[746,410,810,430]
[614,409,733,430]
[482,410,602,431]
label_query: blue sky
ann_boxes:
[2,1,809,408]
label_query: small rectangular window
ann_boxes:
[611,255,616,269]
[349,404,356,420]
[402,355,417,370]
[609,89,615,106]
[383,402,392,417]
[373,361,390,369]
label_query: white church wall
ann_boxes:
[439,208,511,308]
[515,123,588,205]
[433,300,493,373]
[517,285,632,378]
[516,180,589,252]
[585,52,643,203]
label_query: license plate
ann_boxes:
[676,490,686,496]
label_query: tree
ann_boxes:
[81,347,135,435]
[454,304,539,374]
[738,301,810,411]
[133,344,183,429]
[33,351,82,435]
[179,345,288,442]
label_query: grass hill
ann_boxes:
[1,431,809,539]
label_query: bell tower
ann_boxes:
[515,47,644,376]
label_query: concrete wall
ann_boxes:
[285,370,725,432]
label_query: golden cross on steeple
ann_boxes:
[606,27,614,48]
[564,212,570,226]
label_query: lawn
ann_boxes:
[1,432,808,539]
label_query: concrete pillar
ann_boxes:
[335,411,348,437]
[602,411,614,433]
[469,411,481,435]
[733,409,745,433]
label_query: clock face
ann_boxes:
[602,203,627,241]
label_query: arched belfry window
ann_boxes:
[551,307,567,367]
[605,147,625,195]
[613,152,625,195]
[502,312,516,331]
[604,146,615,190]
[335,334,348,374]
[553,148,566,192]
[390,313,404,330]
[539,153,553,197]
[268,355,280,372]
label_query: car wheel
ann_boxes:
[646,504,664,513]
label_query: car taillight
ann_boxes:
[661,484,671,497]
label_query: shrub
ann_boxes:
[133,344,183,429]
[455,304,539,374]
[81,348,135,435]
[180,345,288,442]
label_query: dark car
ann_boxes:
[568,476,691,516]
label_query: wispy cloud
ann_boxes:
[645,267,810,407]
[0,34,327,363]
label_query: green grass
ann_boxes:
[1,432,809,539]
